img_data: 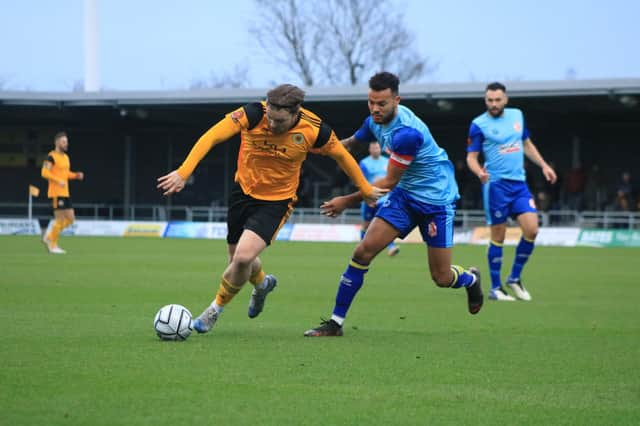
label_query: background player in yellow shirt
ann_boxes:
[41,131,84,254]
[157,84,386,334]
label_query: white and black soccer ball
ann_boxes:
[153,304,193,341]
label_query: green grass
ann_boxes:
[1,236,639,425]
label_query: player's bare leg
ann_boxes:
[193,230,273,333]
[223,230,267,288]
[428,246,483,314]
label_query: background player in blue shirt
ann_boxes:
[466,82,557,302]
[305,72,483,337]
[359,141,399,257]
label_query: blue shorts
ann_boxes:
[375,188,455,248]
[360,201,379,222]
[482,179,536,225]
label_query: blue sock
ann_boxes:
[332,258,369,319]
[449,265,475,288]
[387,241,397,250]
[488,241,503,290]
[509,237,535,282]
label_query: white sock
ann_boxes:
[331,314,344,326]
[211,301,224,314]
[257,277,269,290]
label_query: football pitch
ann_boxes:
[1,236,639,425]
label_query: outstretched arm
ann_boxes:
[321,160,403,218]
[340,135,358,151]
[157,116,240,195]
[324,139,387,203]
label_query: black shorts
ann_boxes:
[227,183,294,246]
[51,196,73,210]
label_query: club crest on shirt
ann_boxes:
[513,122,522,132]
[428,221,438,237]
[529,198,536,209]
[292,133,305,144]
[230,109,245,123]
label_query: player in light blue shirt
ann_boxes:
[466,82,557,302]
[359,141,399,256]
[305,72,484,337]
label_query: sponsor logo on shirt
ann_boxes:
[254,140,287,155]
[498,141,521,154]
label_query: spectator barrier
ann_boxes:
[3,218,638,248]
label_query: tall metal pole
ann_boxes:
[84,0,100,91]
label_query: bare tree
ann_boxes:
[71,80,85,92]
[189,64,251,89]
[250,0,319,86]
[250,0,434,86]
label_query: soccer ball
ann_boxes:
[153,304,193,341]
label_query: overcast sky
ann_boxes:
[1,0,638,91]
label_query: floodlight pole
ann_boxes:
[84,0,100,92]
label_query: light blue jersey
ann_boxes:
[359,154,390,221]
[354,105,459,205]
[467,107,530,182]
[359,155,388,183]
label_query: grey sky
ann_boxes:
[1,0,638,91]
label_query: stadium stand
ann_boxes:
[1,79,639,228]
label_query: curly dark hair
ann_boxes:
[369,72,400,95]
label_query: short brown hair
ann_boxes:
[54,131,67,142]
[267,84,305,112]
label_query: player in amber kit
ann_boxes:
[41,132,84,254]
[157,84,386,334]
